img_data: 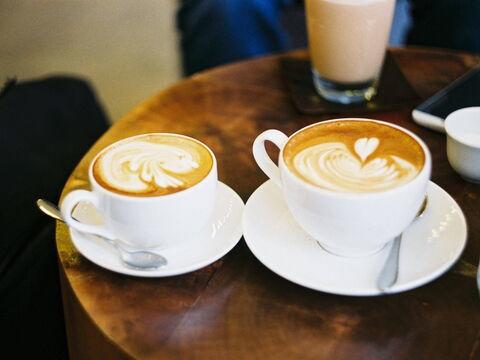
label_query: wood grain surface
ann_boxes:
[57,48,480,360]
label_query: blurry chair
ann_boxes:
[0,76,109,359]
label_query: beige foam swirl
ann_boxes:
[97,141,199,193]
[293,138,419,192]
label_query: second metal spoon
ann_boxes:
[377,197,428,292]
[37,199,168,270]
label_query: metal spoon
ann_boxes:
[36,199,168,270]
[377,197,428,292]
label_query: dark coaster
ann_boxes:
[281,51,421,114]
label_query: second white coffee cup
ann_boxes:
[445,107,480,183]
[61,133,218,250]
[253,119,431,257]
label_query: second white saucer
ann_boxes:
[243,180,467,296]
[69,182,244,277]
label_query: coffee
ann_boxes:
[93,134,213,196]
[253,119,431,256]
[306,0,395,84]
[283,120,425,193]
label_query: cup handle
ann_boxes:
[60,189,115,239]
[253,129,289,188]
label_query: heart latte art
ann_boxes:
[294,137,417,192]
[284,121,425,193]
[93,134,213,196]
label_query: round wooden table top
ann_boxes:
[57,48,480,360]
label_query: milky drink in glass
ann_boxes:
[306,0,395,104]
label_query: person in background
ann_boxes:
[177,0,480,76]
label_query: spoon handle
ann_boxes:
[377,234,402,292]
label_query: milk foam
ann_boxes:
[97,141,200,193]
[293,137,419,192]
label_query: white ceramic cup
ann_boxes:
[445,107,480,183]
[253,119,431,257]
[61,134,218,249]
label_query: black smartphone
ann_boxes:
[412,65,480,132]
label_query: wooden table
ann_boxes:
[57,48,480,360]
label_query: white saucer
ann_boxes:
[243,180,467,296]
[69,182,244,277]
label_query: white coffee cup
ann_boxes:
[61,134,218,249]
[253,119,431,257]
[445,107,480,183]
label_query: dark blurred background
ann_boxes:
[0,0,413,122]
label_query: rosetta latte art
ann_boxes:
[98,141,199,193]
[293,137,419,192]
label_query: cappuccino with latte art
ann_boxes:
[252,118,431,256]
[283,120,425,193]
[61,133,218,250]
[93,134,213,196]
